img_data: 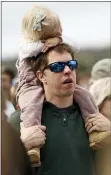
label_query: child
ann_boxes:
[16,5,110,167]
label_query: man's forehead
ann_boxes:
[47,50,72,63]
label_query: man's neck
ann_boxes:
[45,94,73,108]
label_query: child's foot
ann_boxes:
[28,147,41,167]
[89,131,111,150]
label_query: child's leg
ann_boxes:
[16,59,45,166]
[18,84,44,166]
[74,84,98,119]
[18,85,44,127]
[20,122,46,167]
[74,85,111,150]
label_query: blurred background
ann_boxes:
[2,1,111,87]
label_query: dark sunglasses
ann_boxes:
[44,60,78,73]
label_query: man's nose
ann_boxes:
[63,65,71,74]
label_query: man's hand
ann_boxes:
[85,113,111,134]
[41,37,62,52]
[21,124,46,150]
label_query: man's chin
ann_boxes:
[62,89,74,97]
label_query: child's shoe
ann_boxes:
[28,147,41,167]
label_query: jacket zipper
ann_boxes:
[63,113,68,126]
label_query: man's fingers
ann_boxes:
[21,125,46,149]
[42,45,50,52]
[86,123,93,132]
[32,137,46,148]
[85,114,97,122]
[85,120,99,132]
[41,44,48,52]
[85,118,96,127]
[88,125,99,133]
[42,46,49,52]
[38,125,46,132]
[39,139,46,148]
[32,134,46,145]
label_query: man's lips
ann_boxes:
[63,78,73,84]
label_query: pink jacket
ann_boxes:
[16,59,98,128]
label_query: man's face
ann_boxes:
[40,51,76,97]
[2,73,11,90]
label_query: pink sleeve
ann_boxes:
[16,59,44,128]
[74,84,99,120]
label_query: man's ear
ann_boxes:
[36,71,47,84]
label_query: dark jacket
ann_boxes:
[38,101,94,175]
[9,102,95,175]
[8,110,21,135]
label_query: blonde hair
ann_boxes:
[89,77,111,107]
[22,5,62,42]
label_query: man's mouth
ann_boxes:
[63,78,73,84]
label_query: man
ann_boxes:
[2,69,15,117]
[9,44,111,174]
[2,69,15,97]
[24,43,94,175]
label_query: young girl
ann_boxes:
[16,5,110,166]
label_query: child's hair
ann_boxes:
[22,5,62,42]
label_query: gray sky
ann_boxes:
[2,1,110,59]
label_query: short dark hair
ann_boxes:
[25,43,75,74]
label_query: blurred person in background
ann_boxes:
[4,99,15,119]
[86,77,111,175]
[85,58,111,128]
[77,58,111,89]
[8,82,21,133]
[2,68,15,118]
[76,59,111,140]
[1,89,33,175]
[89,77,111,120]
[2,68,15,100]
[89,58,111,87]
[81,59,111,175]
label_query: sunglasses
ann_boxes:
[44,60,78,73]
